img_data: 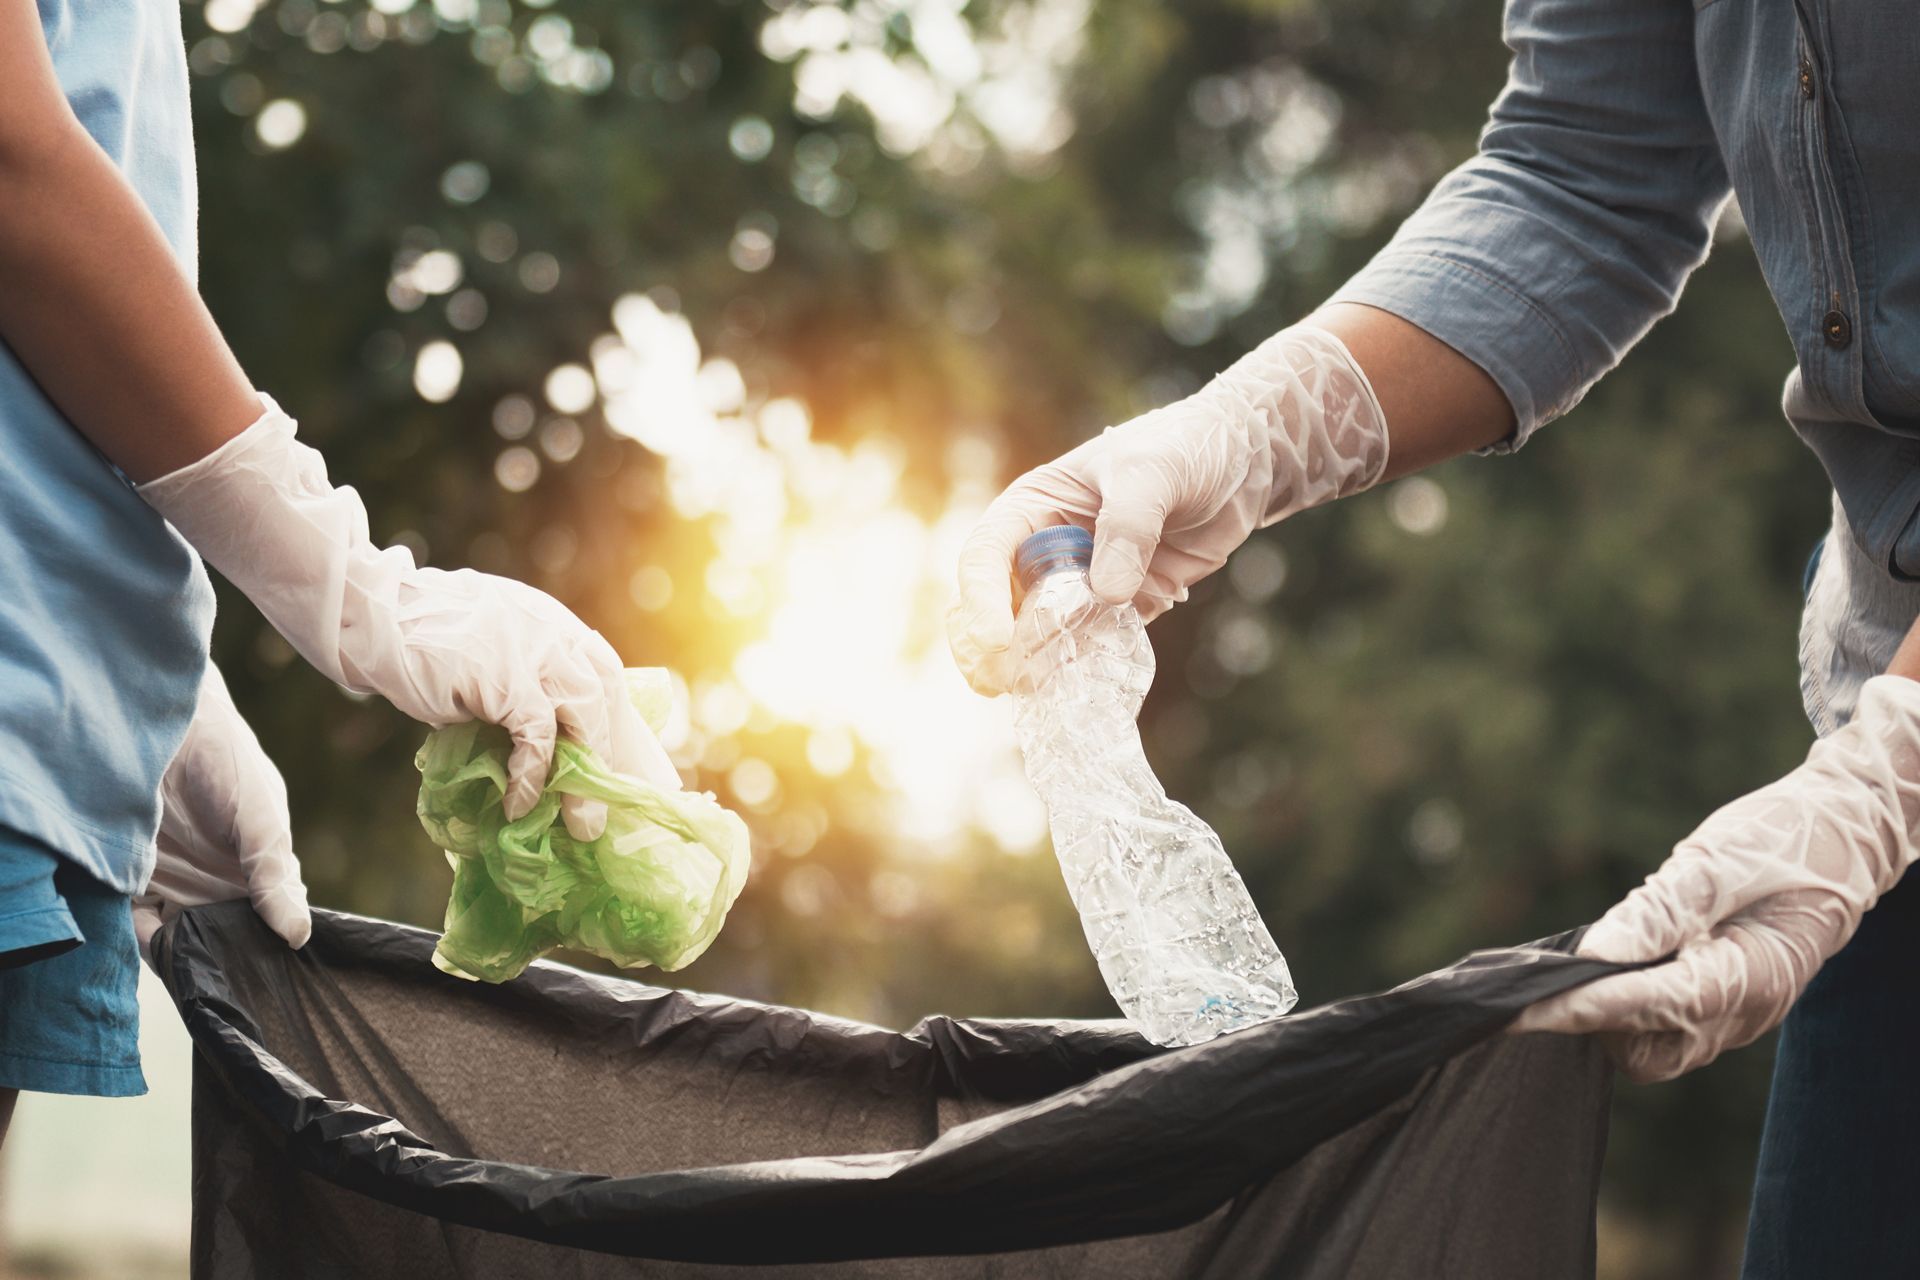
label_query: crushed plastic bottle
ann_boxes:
[1011,525,1297,1045]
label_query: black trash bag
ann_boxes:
[155,902,1621,1279]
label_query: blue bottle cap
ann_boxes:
[1015,525,1095,593]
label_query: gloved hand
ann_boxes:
[946,324,1390,695]
[137,397,679,840]
[1513,674,1920,1082]
[136,662,310,958]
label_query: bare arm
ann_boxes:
[1307,302,1516,478]
[0,0,260,483]
[1887,614,1920,682]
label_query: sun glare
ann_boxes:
[583,292,1046,857]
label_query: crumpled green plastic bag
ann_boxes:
[415,669,750,983]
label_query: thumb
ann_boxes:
[1090,469,1171,606]
[1579,851,1720,964]
[227,755,312,950]
[243,853,311,950]
[233,820,312,951]
[948,508,1032,697]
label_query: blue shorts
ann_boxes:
[0,829,145,1096]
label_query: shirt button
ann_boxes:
[1799,59,1815,99]
[1823,310,1852,349]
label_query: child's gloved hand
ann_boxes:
[137,662,310,959]
[1513,675,1920,1082]
[136,398,681,839]
[946,326,1389,697]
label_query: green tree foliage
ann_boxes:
[186,1,1830,1274]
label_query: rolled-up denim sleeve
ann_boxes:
[1329,0,1732,450]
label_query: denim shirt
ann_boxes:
[0,0,215,892]
[1333,0,1920,576]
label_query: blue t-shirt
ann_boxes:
[0,0,215,894]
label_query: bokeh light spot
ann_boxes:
[492,394,535,440]
[544,363,597,414]
[1409,799,1465,866]
[446,288,489,331]
[254,99,308,149]
[493,445,540,493]
[729,227,775,273]
[729,115,774,162]
[729,757,781,810]
[805,727,856,777]
[1388,477,1449,536]
[439,160,491,204]
[203,0,261,35]
[518,251,561,292]
[538,417,585,464]
[412,339,463,402]
[1227,540,1288,603]
[628,566,674,612]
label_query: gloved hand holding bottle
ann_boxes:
[947,323,1393,696]
[948,321,1399,1044]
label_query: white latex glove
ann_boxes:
[1513,674,1920,1082]
[136,662,310,957]
[137,397,679,840]
[947,324,1389,695]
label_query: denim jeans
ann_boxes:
[1742,867,1920,1277]
[1741,498,1920,1277]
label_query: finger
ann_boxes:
[549,643,619,841]
[1511,967,1688,1039]
[566,672,683,836]
[501,690,559,823]
[1134,534,1237,622]
[949,509,1040,697]
[1577,850,1722,964]
[1605,1027,1711,1085]
[1089,466,1173,606]
[945,595,1015,698]
[549,642,614,760]
[601,669,681,790]
[250,875,313,950]
[228,769,312,950]
[1513,934,1744,1041]
[950,461,1101,695]
[237,834,311,950]
[561,794,608,843]
[1610,913,1820,1082]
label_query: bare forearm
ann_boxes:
[0,3,258,483]
[1305,302,1514,479]
[1887,615,1920,682]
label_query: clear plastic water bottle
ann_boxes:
[1011,525,1297,1046]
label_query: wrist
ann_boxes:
[1210,326,1391,525]
[135,393,282,496]
[1884,613,1920,681]
[1304,302,1514,478]
[136,396,414,695]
